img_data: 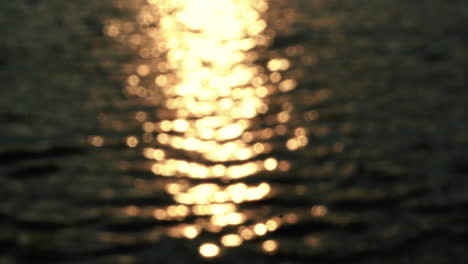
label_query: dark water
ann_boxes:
[1,0,468,263]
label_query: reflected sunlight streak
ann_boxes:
[109,0,308,258]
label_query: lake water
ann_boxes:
[100,0,327,260]
[1,0,467,263]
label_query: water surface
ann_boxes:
[2,0,468,263]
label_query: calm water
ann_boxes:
[2,0,468,263]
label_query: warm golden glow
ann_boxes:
[266,218,281,231]
[239,227,255,240]
[183,225,200,239]
[89,136,104,147]
[221,234,243,247]
[211,212,246,227]
[262,240,278,253]
[199,243,220,258]
[283,212,299,224]
[264,158,278,171]
[111,0,310,256]
[173,182,270,207]
[311,205,328,217]
[124,0,305,169]
[267,58,291,71]
[153,209,167,220]
[192,203,237,216]
[124,206,140,217]
[253,223,268,236]
[126,136,139,148]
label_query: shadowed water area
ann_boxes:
[1,0,468,263]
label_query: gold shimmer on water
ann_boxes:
[199,243,221,258]
[221,234,243,247]
[262,239,279,254]
[108,0,308,258]
[311,205,328,217]
[89,136,104,147]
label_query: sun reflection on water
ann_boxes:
[107,0,310,258]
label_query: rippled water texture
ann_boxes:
[2,0,468,263]
[104,0,319,258]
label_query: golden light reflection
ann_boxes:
[171,182,271,205]
[310,205,328,217]
[262,240,278,253]
[266,217,281,231]
[111,0,310,258]
[239,226,255,240]
[122,0,307,167]
[89,136,104,147]
[264,158,278,171]
[183,225,200,239]
[253,223,268,236]
[221,234,243,247]
[126,136,139,148]
[199,243,221,258]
